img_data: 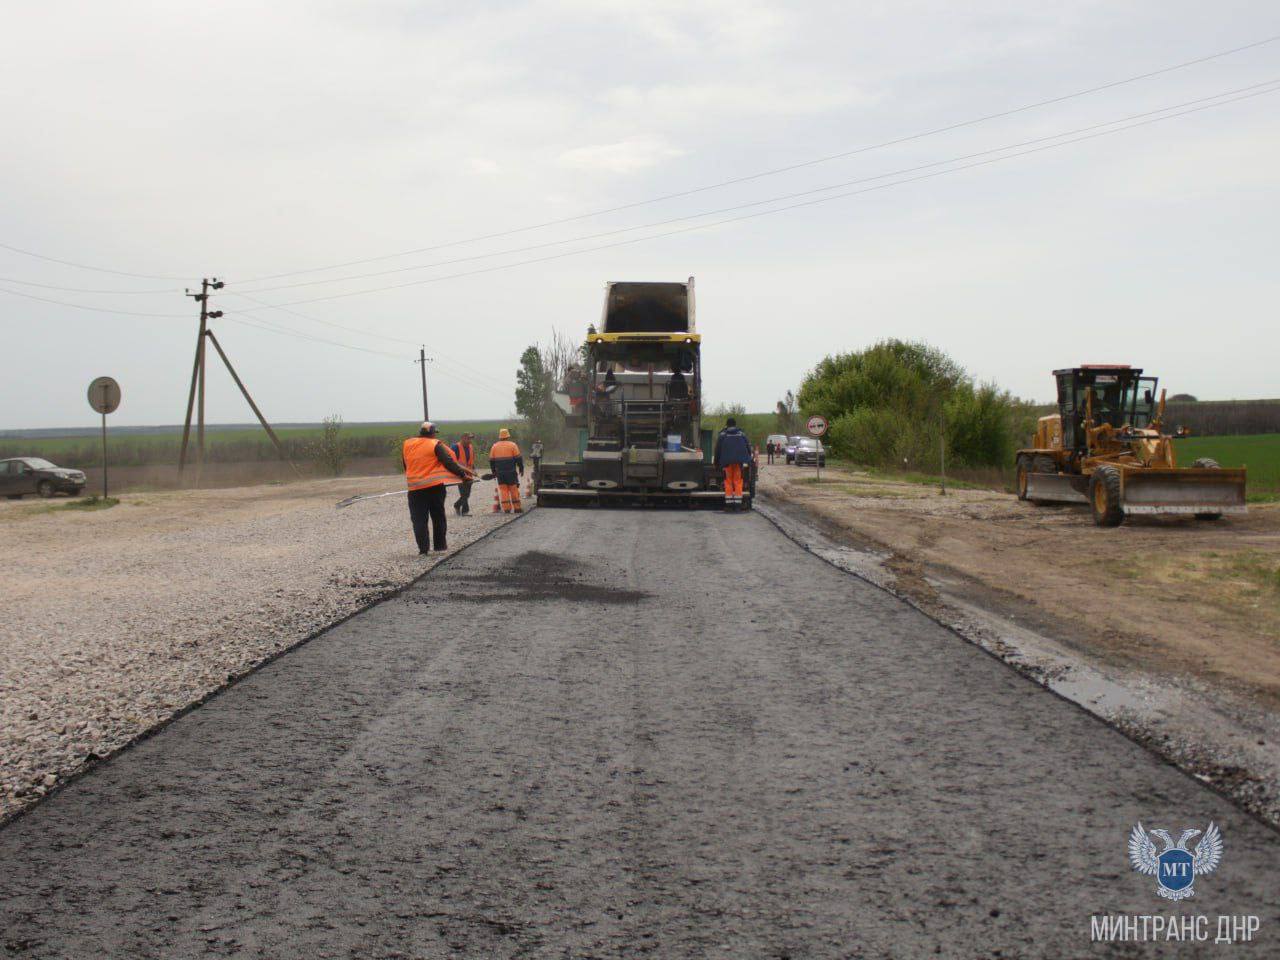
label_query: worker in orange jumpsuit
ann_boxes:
[488,428,525,513]
[714,417,753,511]
[402,421,474,553]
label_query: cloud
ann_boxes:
[469,158,502,175]
[601,80,871,122]
[557,137,687,174]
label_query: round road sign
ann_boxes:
[87,376,121,415]
[806,415,828,437]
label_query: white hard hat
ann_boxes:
[421,421,436,434]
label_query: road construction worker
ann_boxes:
[488,428,525,513]
[402,422,474,554]
[451,432,477,516]
[714,417,753,510]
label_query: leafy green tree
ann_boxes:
[514,344,564,447]
[515,346,550,422]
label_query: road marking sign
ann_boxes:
[806,415,828,437]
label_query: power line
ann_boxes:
[233,78,1280,296]
[225,291,513,392]
[2,34,1275,288]
[0,284,188,317]
[0,275,178,295]
[230,33,1280,283]
[218,306,511,398]
[231,82,1280,310]
[0,240,188,281]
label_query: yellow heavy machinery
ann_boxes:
[1015,365,1246,527]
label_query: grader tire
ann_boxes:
[1191,458,1223,519]
[1089,466,1124,528]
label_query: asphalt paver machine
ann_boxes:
[534,277,752,508]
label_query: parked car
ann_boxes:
[793,437,826,467]
[764,434,788,459]
[784,436,801,464]
[0,457,86,498]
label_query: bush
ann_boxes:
[310,415,352,477]
[945,383,1016,468]
[828,408,915,467]
[800,340,1021,470]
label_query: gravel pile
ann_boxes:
[0,475,517,822]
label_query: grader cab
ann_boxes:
[1015,365,1246,526]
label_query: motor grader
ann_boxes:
[1015,365,1246,527]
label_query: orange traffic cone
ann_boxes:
[492,486,502,513]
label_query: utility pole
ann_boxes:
[939,409,947,497]
[179,278,223,481]
[178,277,297,483]
[415,347,432,422]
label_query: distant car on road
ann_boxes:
[784,436,801,464]
[0,457,86,499]
[793,437,826,467]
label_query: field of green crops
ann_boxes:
[1178,434,1280,501]
[0,420,508,469]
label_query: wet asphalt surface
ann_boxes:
[1,508,1278,959]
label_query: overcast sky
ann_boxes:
[1,1,1277,429]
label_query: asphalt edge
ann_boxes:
[753,493,1280,836]
[0,509,533,833]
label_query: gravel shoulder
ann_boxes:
[757,462,1280,826]
[0,475,516,822]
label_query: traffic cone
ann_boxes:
[492,486,501,513]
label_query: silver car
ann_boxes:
[793,437,826,467]
[784,435,801,463]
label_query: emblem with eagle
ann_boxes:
[1129,822,1223,900]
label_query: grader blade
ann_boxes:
[1120,467,1247,516]
[1025,472,1087,504]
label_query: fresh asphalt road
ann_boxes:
[2,508,1278,959]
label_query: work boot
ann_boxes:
[453,500,461,514]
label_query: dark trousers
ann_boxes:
[407,485,448,552]
[455,480,473,514]
[767,449,775,464]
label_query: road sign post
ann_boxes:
[806,415,829,482]
[87,377,121,500]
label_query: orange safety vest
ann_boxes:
[454,442,475,470]
[489,439,521,461]
[403,437,461,490]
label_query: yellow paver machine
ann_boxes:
[1015,365,1246,527]
[534,277,754,508]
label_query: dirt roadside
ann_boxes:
[756,462,1280,825]
[0,474,517,823]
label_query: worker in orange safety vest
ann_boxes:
[450,432,477,516]
[402,421,474,553]
[488,428,525,513]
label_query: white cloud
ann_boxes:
[557,137,687,174]
[601,80,872,122]
[469,158,502,175]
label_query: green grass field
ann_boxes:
[1178,434,1280,501]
